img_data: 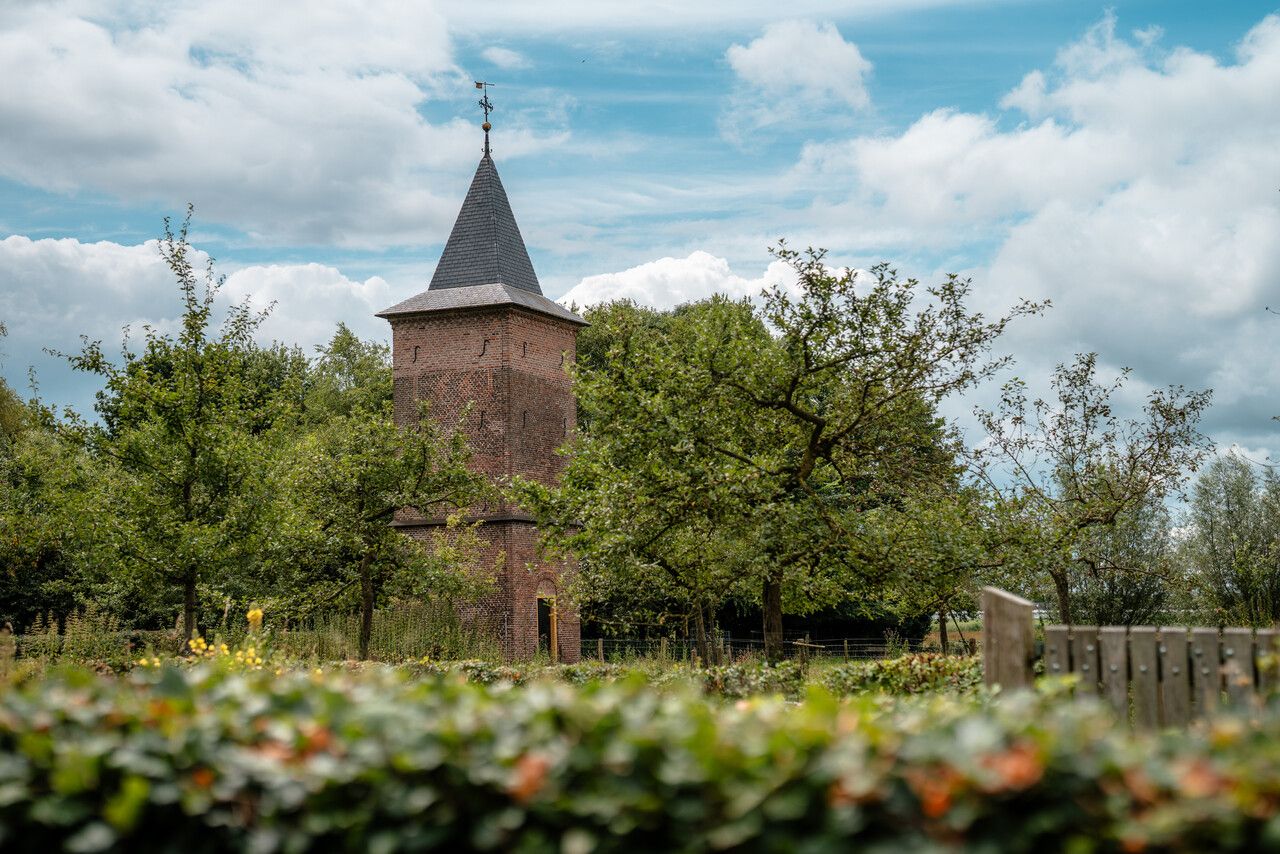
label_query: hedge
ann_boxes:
[818,653,983,696]
[402,656,980,699]
[4,664,1280,851]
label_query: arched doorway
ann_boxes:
[536,581,559,663]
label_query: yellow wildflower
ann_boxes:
[247,608,264,633]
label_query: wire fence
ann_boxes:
[579,636,978,663]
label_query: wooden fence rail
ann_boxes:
[985,587,1280,727]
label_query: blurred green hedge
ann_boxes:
[3,664,1279,852]
[819,653,984,696]
[401,655,981,699]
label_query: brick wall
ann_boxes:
[390,304,580,662]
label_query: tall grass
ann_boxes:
[12,599,503,668]
[15,605,135,668]
[273,600,503,662]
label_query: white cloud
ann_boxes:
[565,13,1280,456]
[723,20,871,139]
[482,46,530,69]
[826,12,1280,452]
[0,1,569,248]
[438,0,981,33]
[0,234,391,413]
[559,251,797,311]
[727,20,871,109]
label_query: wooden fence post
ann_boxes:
[981,587,1035,690]
[1098,627,1130,721]
[597,638,604,662]
[1257,629,1279,696]
[1070,626,1100,696]
[1044,626,1069,680]
[1129,627,1159,729]
[1158,627,1191,726]
[1222,627,1255,709]
[1190,628,1221,719]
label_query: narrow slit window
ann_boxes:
[411,345,419,363]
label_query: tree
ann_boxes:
[1183,453,1280,626]
[519,299,764,662]
[60,208,278,640]
[975,353,1212,624]
[277,402,493,659]
[527,245,1041,660]
[1069,492,1180,626]
[302,323,392,422]
[0,323,27,448]
[0,425,104,630]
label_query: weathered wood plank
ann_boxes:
[981,587,1036,690]
[1222,627,1255,710]
[1256,629,1279,697]
[1098,626,1130,721]
[1130,627,1159,729]
[1070,626,1100,696]
[1190,628,1220,719]
[1158,627,1191,727]
[1044,626,1070,682]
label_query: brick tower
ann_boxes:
[376,128,585,662]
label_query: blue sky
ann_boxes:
[1,0,1278,462]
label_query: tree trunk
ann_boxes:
[938,605,949,654]
[182,570,197,644]
[704,601,723,666]
[1052,570,1073,625]
[358,551,375,661]
[763,573,784,663]
[692,602,709,667]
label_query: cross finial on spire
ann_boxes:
[475,81,494,156]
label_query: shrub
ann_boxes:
[7,666,1280,850]
[820,652,983,695]
[699,659,806,698]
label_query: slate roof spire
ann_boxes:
[376,86,585,326]
[427,152,542,294]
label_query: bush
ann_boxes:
[699,659,806,698]
[820,652,983,695]
[7,665,1280,850]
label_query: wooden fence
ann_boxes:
[982,587,1279,727]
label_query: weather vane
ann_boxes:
[475,81,494,156]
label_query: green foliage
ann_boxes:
[0,212,494,643]
[272,603,504,663]
[819,653,983,695]
[57,208,282,639]
[7,665,1280,851]
[698,659,806,698]
[977,353,1212,624]
[0,428,101,629]
[302,322,392,422]
[272,403,493,659]
[525,246,1042,660]
[1183,454,1280,626]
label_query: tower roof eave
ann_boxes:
[376,282,587,326]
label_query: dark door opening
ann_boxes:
[537,595,558,662]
